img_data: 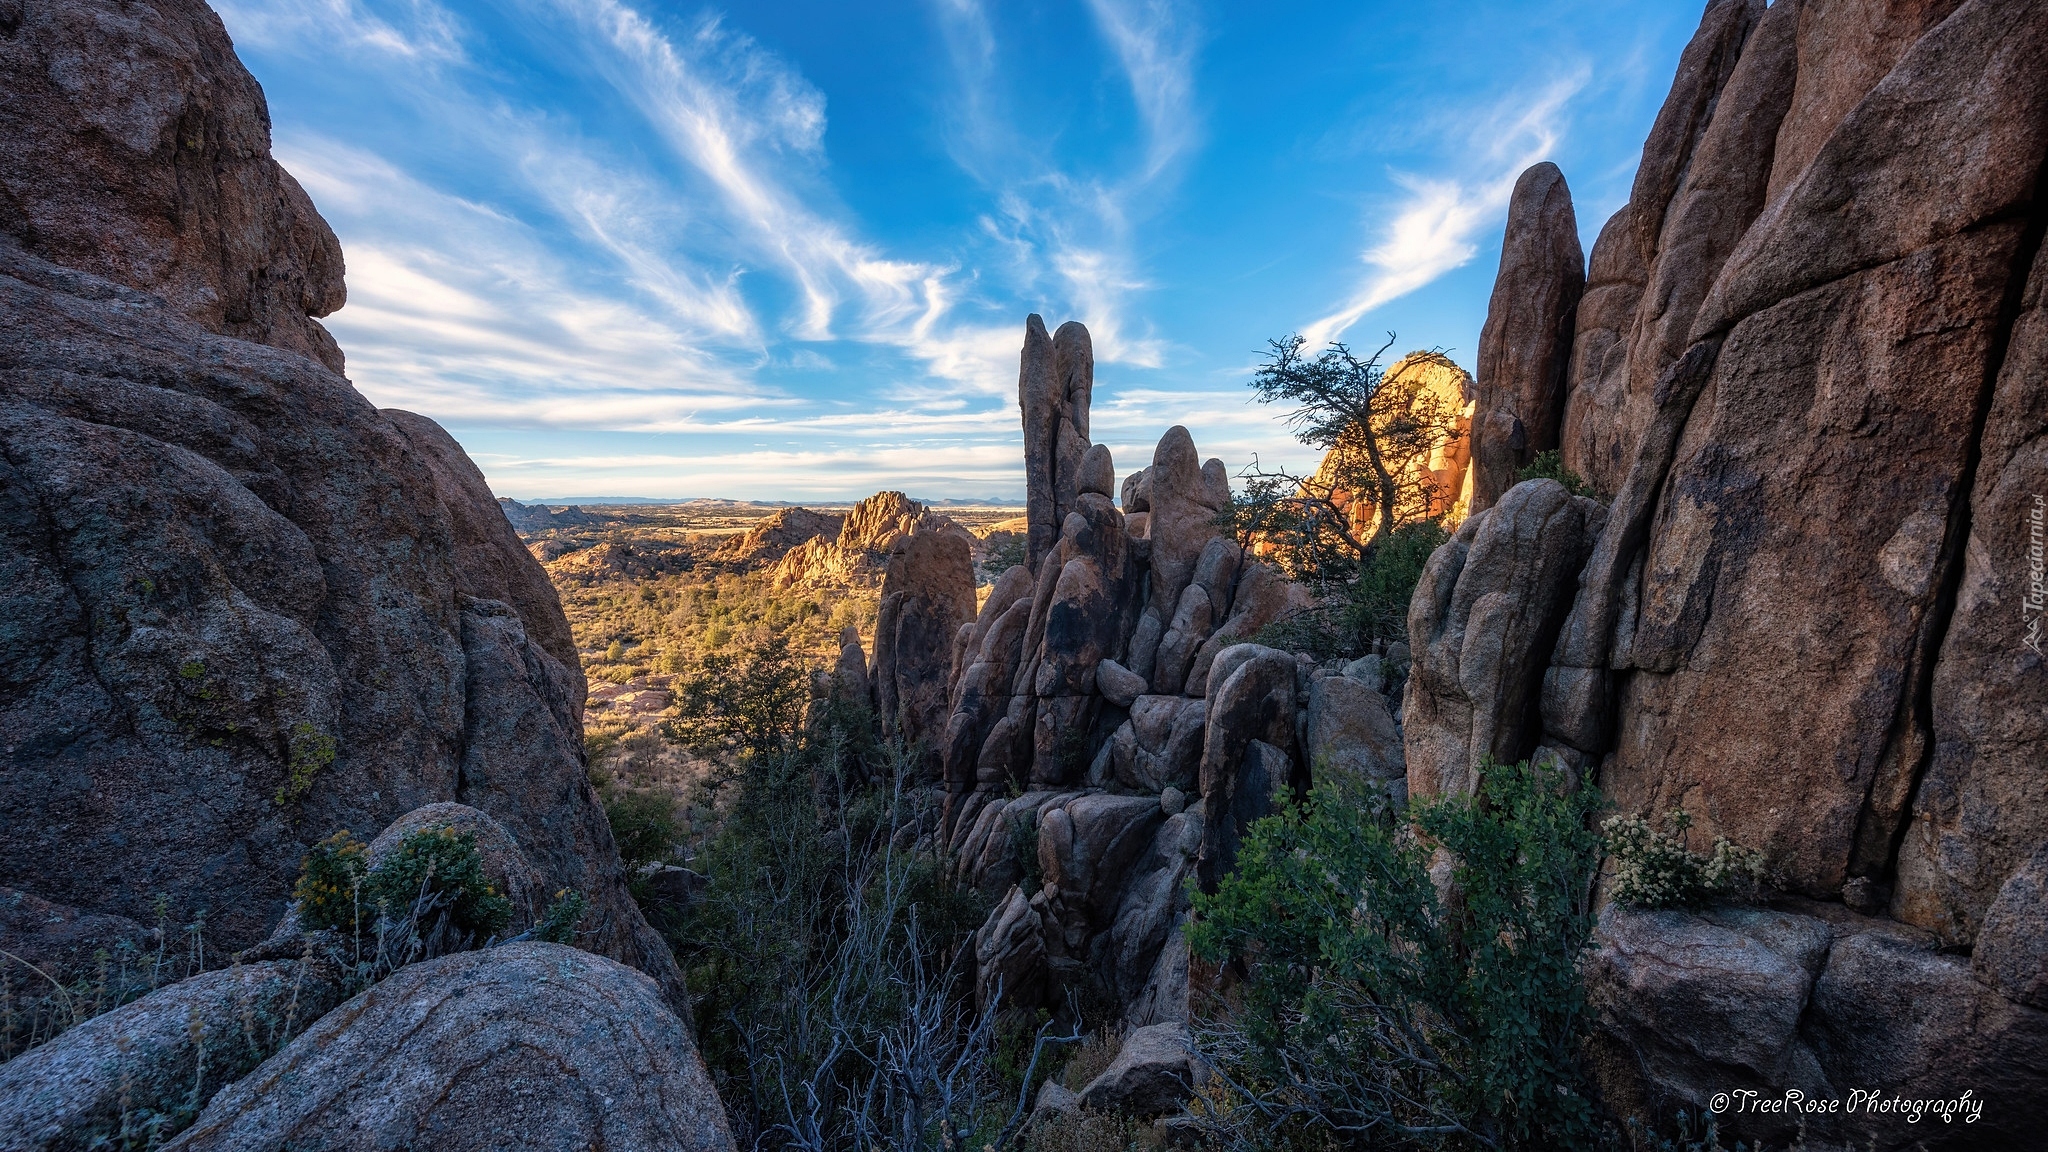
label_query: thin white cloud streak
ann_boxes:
[931,0,1203,371]
[1082,0,1201,182]
[554,0,1013,389]
[1300,67,1591,352]
[281,137,773,426]
[213,0,464,62]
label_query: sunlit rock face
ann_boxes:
[1303,351,1477,535]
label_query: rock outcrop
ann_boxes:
[770,490,971,590]
[709,506,846,568]
[1419,0,2048,1141]
[871,522,977,777]
[1470,163,1583,513]
[166,944,735,1152]
[0,0,686,1032]
[0,958,345,1152]
[928,318,1405,1115]
[0,0,347,373]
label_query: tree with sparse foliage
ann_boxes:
[1232,334,1466,655]
[1233,334,1466,569]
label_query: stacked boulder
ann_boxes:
[914,317,1399,1104]
[1407,0,2048,1145]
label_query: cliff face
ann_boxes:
[0,0,674,1008]
[1417,0,2048,1143]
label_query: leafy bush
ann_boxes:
[665,632,813,779]
[1187,761,1605,1150]
[294,830,371,934]
[980,533,1029,582]
[361,826,512,945]
[1602,811,1768,910]
[1255,518,1447,658]
[294,826,510,949]
[604,787,684,875]
[1340,519,1449,646]
[535,889,588,944]
[1514,449,1592,499]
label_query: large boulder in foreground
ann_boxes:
[0,959,344,1152]
[167,944,734,1152]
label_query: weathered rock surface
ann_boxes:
[1587,904,1833,1143]
[0,888,155,999]
[0,2,683,1013]
[1448,0,2048,1133]
[1891,229,2048,942]
[1972,846,2048,1010]
[708,506,845,568]
[1303,673,1405,797]
[1470,163,1583,513]
[0,0,346,373]
[1198,648,1300,888]
[772,491,969,590]
[1560,0,1764,495]
[0,959,343,1152]
[871,523,977,778]
[166,944,734,1152]
[1404,480,1603,798]
[1019,316,1095,570]
[1077,1023,1203,1118]
[974,885,1045,1013]
[1601,0,2048,897]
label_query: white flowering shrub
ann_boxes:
[1602,810,1768,909]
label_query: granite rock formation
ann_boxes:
[923,317,1403,1118]
[709,506,847,568]
[167,944,736,1152]
[769,490,972,590]
[1469,163,1584,513]
[1414,0,2048,1142]
[0,0,347,374]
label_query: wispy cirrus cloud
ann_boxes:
[281,136,772,428]
[1300,65,1590,352]
[930,0,1204,370]
[214,0,465,62]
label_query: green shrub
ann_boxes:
[361,826,512,942]
[535,889,588,944]
[1187,761,1605,1150]
[980,533,1029,582]
[1603,810,1768,910]
[1339,518,1449,646]
[1515,449,1592,498]
[294,830,370,934]
[604,787,684,875]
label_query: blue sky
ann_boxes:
[215,0,1703,503]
